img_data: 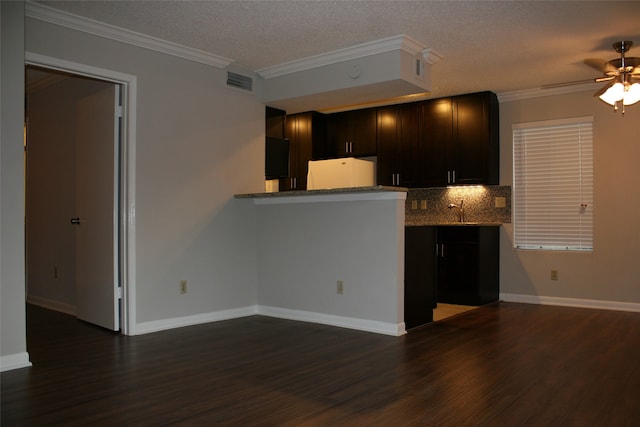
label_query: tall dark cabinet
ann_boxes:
[281,111,326,191]
[377,103,420,187]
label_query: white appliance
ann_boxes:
[307,157,375,190]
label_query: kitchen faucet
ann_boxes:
[448,200,465,222]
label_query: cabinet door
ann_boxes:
[281,112,327,191]
[376,107,398,186]
[419,98,452,187]
[437,227,480,305]
[266,106,286,139]
[280,114,300,191]
[405,226,436,329]
[436,226,499,306]
[451,92,498,185]
[328,109,377,157]
[396,103,420,187]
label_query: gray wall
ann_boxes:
[25,17,264,329]
[1,1,29,370]
[499,90,640,305]
[255,193,406,334]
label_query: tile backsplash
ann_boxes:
[405,186,511,225]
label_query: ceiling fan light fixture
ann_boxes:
[590,40,640,113]
[599,81,624,105]
[622,82,640,105]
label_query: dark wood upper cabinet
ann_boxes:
[265,106,286,139]
[273,91,498,189]
[327,108,377,157]
[419,98,453,187]
[419,92,499,187]
[451,92,499,185]
[377,103,420,187]
[280,112,326,191]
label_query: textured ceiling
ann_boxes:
[36,1,640,99]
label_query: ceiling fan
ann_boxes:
[585,40,640,114]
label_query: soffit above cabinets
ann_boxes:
[256,35,442,114]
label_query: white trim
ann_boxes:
[500,293,640,313]
[0,353,32,372]
[251,190,407,205]
[258,305,406,336]
[135,306,259,335]
[135,305,405,336]
[422,48,444,65]
[256,34,427,79]
[24,1,232,68]
[497,81,601,103]
[25,52,138,336]
[27,296,76,316]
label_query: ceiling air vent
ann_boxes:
[227,71,253,92]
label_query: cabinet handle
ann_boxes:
[447,170,451,184]
[345,141,353,153]
[440,243,445,258]
[452,170,456,183]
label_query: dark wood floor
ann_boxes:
[2,302,640,426]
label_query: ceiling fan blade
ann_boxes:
[584,58,617,73]
[595,76,615,83]
[625,57,640,68]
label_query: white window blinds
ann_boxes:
[513,117,593,251]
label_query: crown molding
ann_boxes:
[257,34,428,79]
[422,48,444,65]
[25,1,233,68]
[497,81,601,102]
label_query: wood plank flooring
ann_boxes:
[2,302,640,426]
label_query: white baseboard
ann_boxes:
[1,352,32,372]
[500,293,640,313]
[27,295,77,316]
[257,305,406,336]
[135,305,259,335]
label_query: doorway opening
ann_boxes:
[24,55,136,335]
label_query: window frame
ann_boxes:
[512,116,594,252]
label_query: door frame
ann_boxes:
[26,52,137,335]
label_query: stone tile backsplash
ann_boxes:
[405,186,511,225]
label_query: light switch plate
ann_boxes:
[495,197,506,208]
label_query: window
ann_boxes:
[513,116,593,251]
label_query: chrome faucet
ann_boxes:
[448,200,465,222]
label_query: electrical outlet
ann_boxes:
[420,200,427,210]
[180,279,188,294]
[550,270,559,281]
[495,197,506,208]
[337,280,344,295]
[411,200,418,210]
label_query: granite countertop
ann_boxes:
[235,185,408,198]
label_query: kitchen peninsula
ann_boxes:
[236,186,408,336]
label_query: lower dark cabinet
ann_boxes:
[404,226,436,329]
[404,225,500,330]
[437,226,499,306]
